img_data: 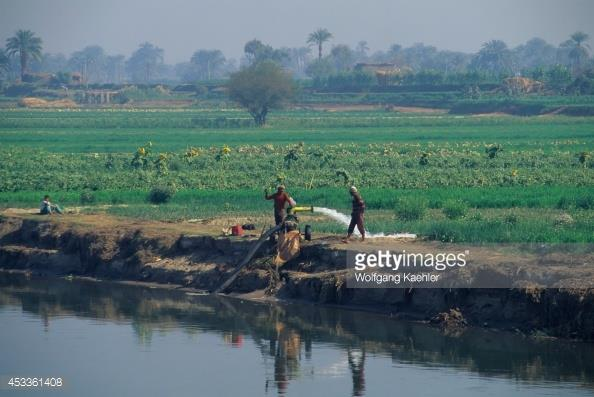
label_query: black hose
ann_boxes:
[213,224,282,294]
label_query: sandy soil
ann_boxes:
[1,208,221,238]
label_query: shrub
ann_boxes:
[576,194,594,210]
[554,213,574,227]
[419,152,429,166]
[79,190,96,205]
[168,157,184,171]
[148,185,176,204]
[395,197,426,221]
[425,222,460,243]
[503,211,519,225]
[485,144,503,159]
[4,83,36,97]
[557,194,593,210]
[442,200,468,219]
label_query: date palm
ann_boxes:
[470,40,513,75]
[6,30,42,80]
[356,40,369,59]
[567,31,590,74]
[307,28,332,59]
[0,49,10,75]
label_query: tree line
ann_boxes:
[0,28,592,85]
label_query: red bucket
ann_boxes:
[231,224,243,236]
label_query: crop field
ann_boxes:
[0,108,593,243]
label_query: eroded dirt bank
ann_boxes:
[1,213,593,340]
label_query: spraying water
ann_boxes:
[313,207,416,239]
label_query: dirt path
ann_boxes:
[2,208,591,272]
[1,207,222,238]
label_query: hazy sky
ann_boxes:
[0,0,592,63]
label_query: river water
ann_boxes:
[1,272,593,397]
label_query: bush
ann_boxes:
[558,105,594,116]
[319,71,375,91]
[110,196,124,205]
[395,197,426,221]
[554,213,575,227]
[442,200,468,219]
[503,211,519,225]
[4,83,36,97]
[576,194,594,210]
[79,190,96,205]
[426,224,460,243]
[168,158,184,171]
[485,144,503,159]
[558,194,594,210]
[148,185,176,204]
[450,100,549,116]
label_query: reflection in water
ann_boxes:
[1,272,594,396]
[348,347,365,396]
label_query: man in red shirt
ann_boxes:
[265,185,291,225]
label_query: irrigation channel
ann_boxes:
[1,272,593,397]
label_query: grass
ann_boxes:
[2,124,592,152]
[297,91,594,110]
[1,109,594,152]
[103,206,593,243]
[1,187,593,243]
[1,187,593,211]
[441,199,468,219]
[0,109,594,138]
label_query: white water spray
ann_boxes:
[313,207,416,239]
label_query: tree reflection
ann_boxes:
[1,272,594,396]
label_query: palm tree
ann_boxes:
[470,40,514,75]
[307,28,333,59]
[5,30,42,80]
[567,31,590,74]
[355,41,369,60]
[0,49,10,76]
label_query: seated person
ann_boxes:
[40,195,63,215]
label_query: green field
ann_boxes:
[1,109,593,243]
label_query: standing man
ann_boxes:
[265,185,291,226]
[343,186,365,242]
